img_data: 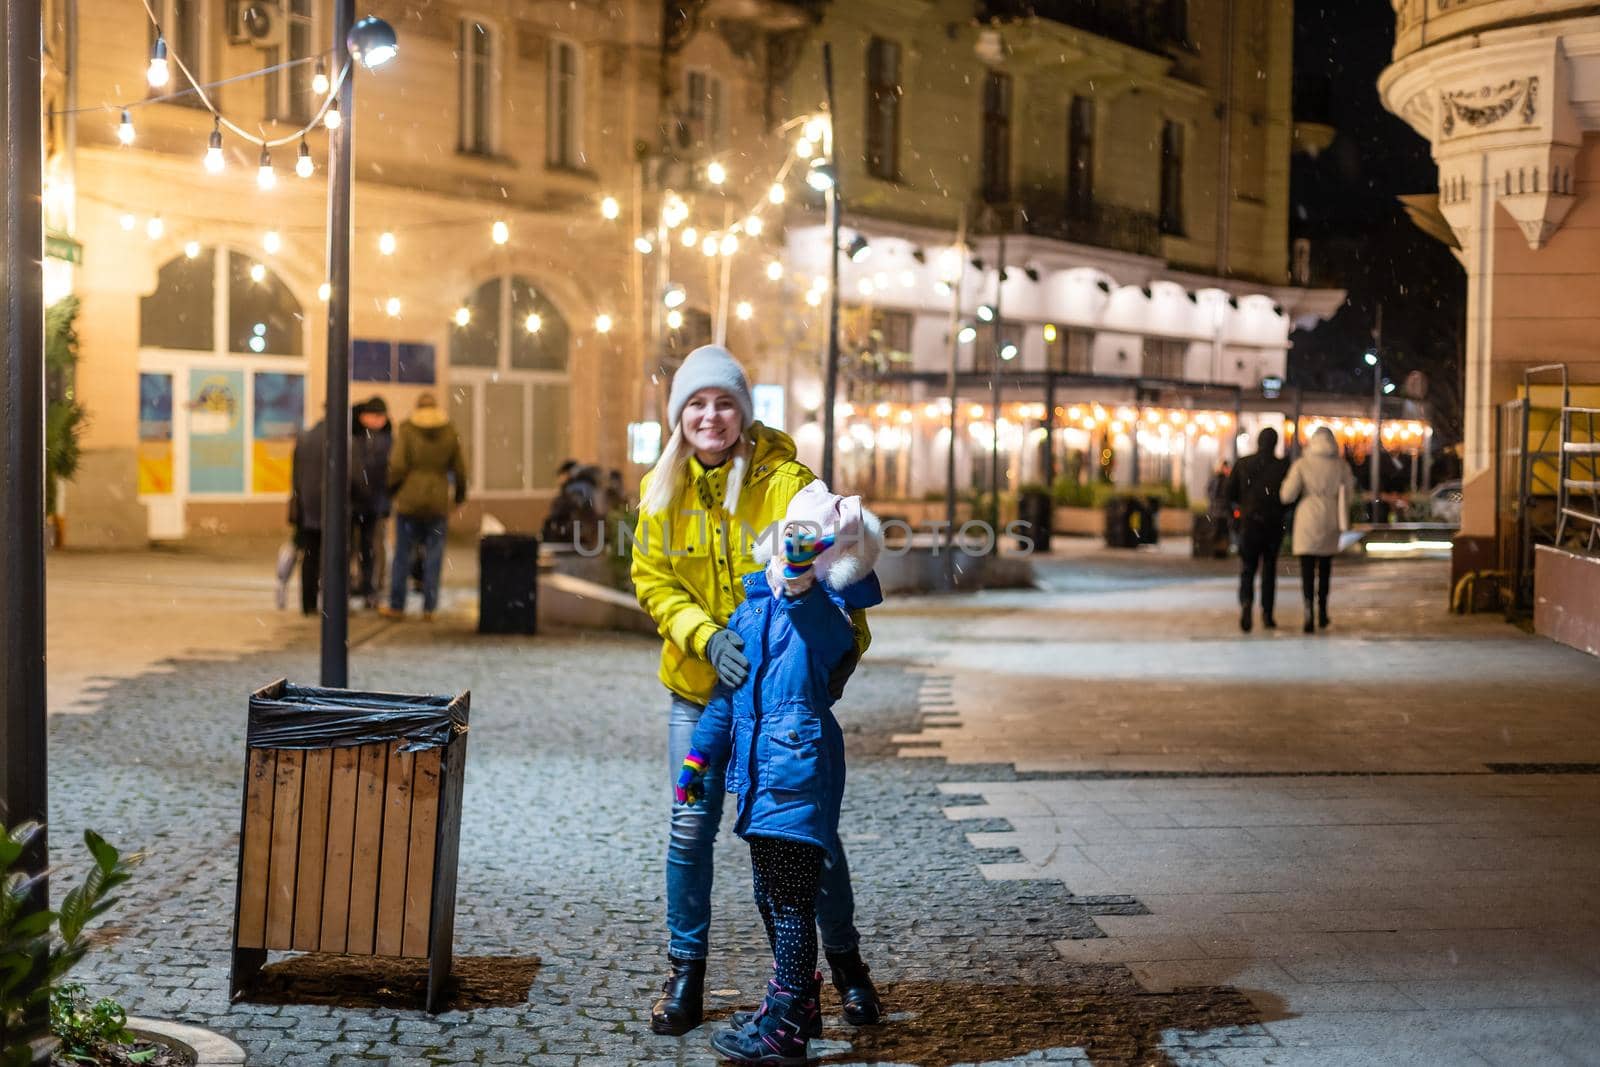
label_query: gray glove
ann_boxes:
[705,629,750,689]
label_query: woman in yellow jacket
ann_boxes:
[632,345,881,1037]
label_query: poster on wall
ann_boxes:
[252,372,304,493]
[188,368,245,494]
[137,373,174,496]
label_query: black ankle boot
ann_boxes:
[650,955,705,1035]
[826,948,882,1025]
[1303,600,1316,634]
[1239,605,1252,633]
[1318,599,1331,630]
[1262,609,1277,630]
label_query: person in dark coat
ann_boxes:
[1225,427,1290,632]
[350,397,393,608]
[288,420,327,616]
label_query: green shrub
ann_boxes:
[49,984,146,1064]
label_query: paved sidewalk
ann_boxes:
[890,554,1600,1066]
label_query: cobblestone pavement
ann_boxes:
[41,546,1600,1065]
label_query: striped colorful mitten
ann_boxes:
[675,748,710,805]
[783,529,836,581]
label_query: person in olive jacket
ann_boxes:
[380,393,467,621]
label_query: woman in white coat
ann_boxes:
[1281,426,1357,633]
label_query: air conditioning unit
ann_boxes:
[227,0,285,49]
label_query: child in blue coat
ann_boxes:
[675,483,883,1065]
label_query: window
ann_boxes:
[140,249,216,351]
[1068,96,1095,217]
[353,340,436,384]
[150,0,203,107]
[1046,328,1094,374]
[1142,337,1188,379]
[982,72,1012,204]
[228,252,303,356]
[1159,120,1185,236]
[266,0,317,123]
[684,69,724,150]
[140,248,304,356]
[667,307,713,360]
[973,319,1022,372]
[449,275,571,493]
[844,307,914,371]
[1164,0,1189,45]
[866,37,901,181]
[548,39,582,169]
[459,20,497,155]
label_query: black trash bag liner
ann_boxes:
[248,680,468,752]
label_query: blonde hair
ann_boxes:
[640,423,751,518]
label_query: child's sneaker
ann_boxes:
[709,979,818,1065]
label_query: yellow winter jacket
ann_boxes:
[631,423,870,705]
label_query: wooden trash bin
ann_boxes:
[229,680,470,1013]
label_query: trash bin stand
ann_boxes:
[229,680,470,1013]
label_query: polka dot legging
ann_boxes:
[748,836,826,993]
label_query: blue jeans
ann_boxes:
[666,692,860,960]
[389,515,446,613]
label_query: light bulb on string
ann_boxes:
[795,137,814,159]
[117,109,135,146]
[147,36,169,88]
[385,297,402,317]
[454,306,471,327]
[634,235,654,255]
[706,161,727,186]
[701,235,718,257]
[263,230,281,254]
[805,288,822,307]
[492,219,509,244]
[257,147,276,191]
[249,262,267,283]
[145,216,164,240]
[183,241,201,259]
[720,233,739,256]
[594,313,614,334]
[524,312,543,334]
[119,213,136,232]
[735,301,753,321]
[663,284,687,309]
[312,59,330,96]
[744,216,764,237]
[204,120,224,173]
[766,260,783,282]
[324,99,342,129]
[681,227,698,248]
[317,281,331,301]
[768,183,785,205]
[803,115,829,144]
[378,231,396,255]
[666,308,684,330]
[295,139,314,178]
[600,195,620,220]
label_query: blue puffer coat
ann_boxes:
[690,569,884,859]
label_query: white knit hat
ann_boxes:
[668,345,754,430]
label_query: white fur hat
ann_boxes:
[668,345,754,430]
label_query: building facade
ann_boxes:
[45,0,1343,545]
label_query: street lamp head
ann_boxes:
[1383,381,1396,394]
[957,325,977,344]
[348,16,398,70]
[806,158,837,192]
[1363,351,1378,367]
[845,234,870,262]
[1000,342,1018,361]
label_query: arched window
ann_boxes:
[447,275,571,493]
[140,247,304,356]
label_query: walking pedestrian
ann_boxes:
[1281,426,1357,633]
[630,344,882,1037]
[381,393,467,622]
[674,481,884,1064]
[351,397,393,609]
[288,419,327,616]
[1226,427,1290,632]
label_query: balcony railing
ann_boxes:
[979,0,1174,56]
[1020,199,1163,259]
[1392,0,1599,61]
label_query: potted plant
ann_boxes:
[45,297,89,546]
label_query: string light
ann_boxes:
[1043,323,1058,343]
[378,231,396,255]
[766,261,783,282]
[977,304,995,322]
[119,213,136,231]
[262,230,281,254]
[256,147,276,191]
[744,215,764,237]
[681,227,698,248]
[663,283,687,309]
[805,288,822,307]
[701,234,718,257]
[145,216,164,240]
[735,300,753,321]
[385,296,402,317]
[634,235,654,254]
[249,263,267,283]
[594,313,614,334]
[147,36,170,88]
[795,137,814,159]
[492,219,509,244]
[706,161,727,186]
[720,233,738,256]
[117,109,135,146]
[204,120,224,174]
[768,183,786,205]
[666,308,684,330]
[318,282,331,300]
[312,59,330,96]
[296,139,314,178]
[324,99,342,130]
[184,241,201,259]
[454,306,471,327]
[957,326,977,344]
[524,312,543,333]
[803,115,829,143]
[600,195,620,220]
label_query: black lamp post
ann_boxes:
[320,7,397,688]
[2,0,50,905]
